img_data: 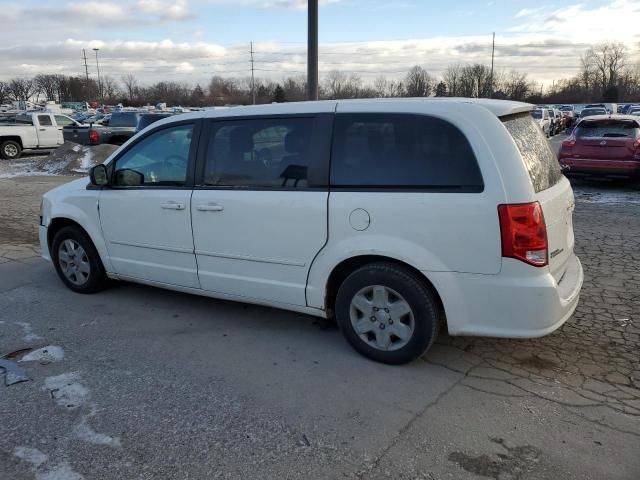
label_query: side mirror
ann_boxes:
[90,164,109,186]
[114,168,144,186]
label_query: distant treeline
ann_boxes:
[1,42,638,107]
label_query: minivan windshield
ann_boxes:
[502,112,563,193]
[575,120,639,138]
[531,110,542,119]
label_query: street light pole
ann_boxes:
[93,48,102,103]
[307,0,318,100]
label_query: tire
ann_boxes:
[335,262,440,364]
[51,226,108,294]
[0,140,21,160]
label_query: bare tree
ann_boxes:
[459,64,492,98]
[583,42,627,93]
[0,81,8,104]
[101,76,121,101]
[443,64,462,97]
[323,70,362,99]
[7,78,37,102]
[500,70,532,101]
[121,73,139,103]
[34,74,60,102]
[404,66,433,97]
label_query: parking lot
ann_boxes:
[1,135,639,479]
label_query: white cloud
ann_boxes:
[0,0,638,88]
[510,0,640,45]
[514,7,543,18]
[68,1,126,20]
[138,0,192,20]
[207,0,340,9]
[175,62,195,72]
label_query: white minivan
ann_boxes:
[39,99,583,364]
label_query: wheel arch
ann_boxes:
[1,136,24,149]
[46,216,112,273]
[324,255,445,322]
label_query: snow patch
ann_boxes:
[20,345,65,363]
[13,446,48,469]
[74,419,121,447]
[574,190,640,205]
[13,447,84,480]
[15,321,43,342]
[43,372,89,409]
[37,462,85,480]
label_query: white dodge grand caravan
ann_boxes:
[39,98,583,364]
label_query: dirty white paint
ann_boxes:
[43,372,89,409]
[13,447,85,480]
[74,419,121,447]
[20,346,65,363]
[15,321,43,342]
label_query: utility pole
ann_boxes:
[489,32,495,98]
[307,0,318,100]
[250,41,256,105]
[93,48,102,103]
[82,49,90,83]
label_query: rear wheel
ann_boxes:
[0,140,21,160]
[51,226,108,293]
[335,263,440,364]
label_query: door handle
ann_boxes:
[196,203,224,212]
[160,202,186,210]
[39,128,46,131]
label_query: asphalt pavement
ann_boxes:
[0,146,639,479]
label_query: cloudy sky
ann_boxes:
[1,0,639,87]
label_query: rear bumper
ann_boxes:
[560,158,640,177]
[426,254,583,338]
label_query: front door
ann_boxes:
[36,115,63,146]
[99,122,200,288]
[191,114,333,306]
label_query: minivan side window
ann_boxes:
[38,115,53,126]
[112,124,193,187]
[330,114,483,190]
[203,117,326,189]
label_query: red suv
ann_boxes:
[559,115,640,179]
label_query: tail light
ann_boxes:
[88,129,100,145]
[498,202,548,267]
[633,140,640,160]
[559,139,575,159]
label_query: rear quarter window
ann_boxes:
[330,113,483,191]
[502,113,563,193]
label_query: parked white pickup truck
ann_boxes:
[0,112,79,159]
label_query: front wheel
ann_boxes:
[0,140,22,160]
[51,226,108,293]
[335,263,440,364]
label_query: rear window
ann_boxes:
[576,120,639,138]
[502,113,563,193]
[110,112,141,128]
[581,108,606,117]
